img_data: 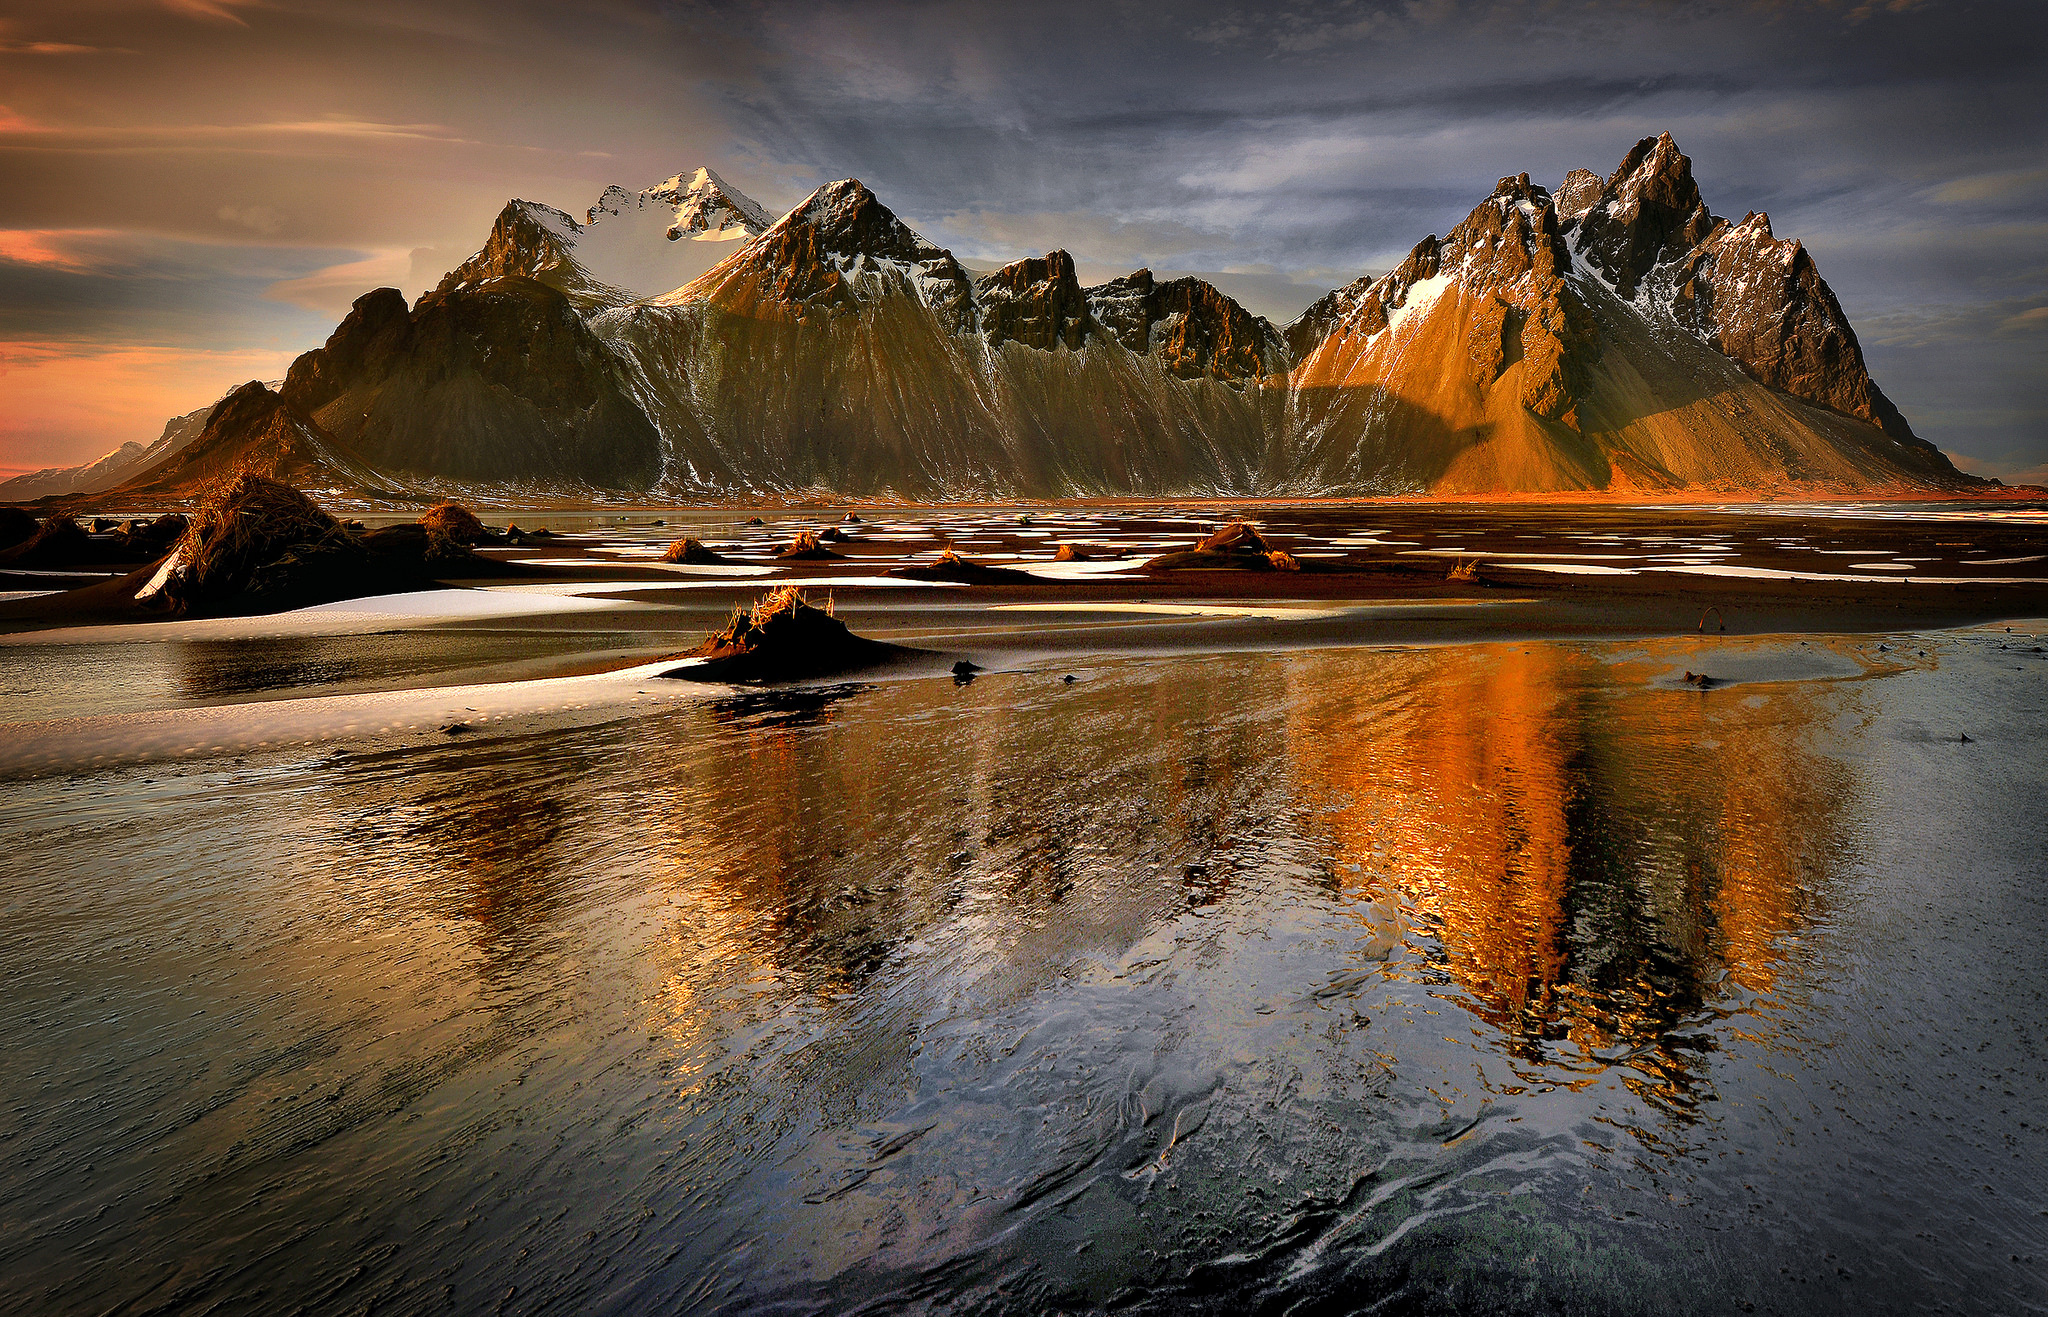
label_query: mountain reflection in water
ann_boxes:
[2,635,2042,1316]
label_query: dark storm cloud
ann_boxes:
[671,0,2047,476]
[0,0,2041,477]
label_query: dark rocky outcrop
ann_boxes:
[1667,211,1923,444]
[977,251,1092,351]
[1084,268,1286,382]
[281,277,661,488]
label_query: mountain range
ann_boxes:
[6,134,1980,503]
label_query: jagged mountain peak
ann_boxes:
[977,250,1090,351]
[1571,132,1716,298]
[583,167,772,242]
[636,166,773,238]
[1083,268,1286,382]
[664,177,975,332]
[1554,168,1603,220]
[772,179,952,267]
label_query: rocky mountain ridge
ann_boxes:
[60,139,1980,503]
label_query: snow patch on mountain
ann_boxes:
[480,170,777,304]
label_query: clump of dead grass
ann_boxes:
[419,500,488,544]
[701,584,842,653]
[151,471,363,613]
[662,537,727,564]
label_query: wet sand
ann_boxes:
[3,499,2045,1314]
[2,627,2044,1315]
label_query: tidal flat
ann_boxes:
[2,502,2045,1315]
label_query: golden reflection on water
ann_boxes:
[307,638,1865,1124]
[1286,640,1853,1106]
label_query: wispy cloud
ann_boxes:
[0,228,126,274]
[0,114,476,147]
[158,0,261,25]
[0,40,116,54]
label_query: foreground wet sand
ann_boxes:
[2,627,2043,1314]
[2,499,2044,1314]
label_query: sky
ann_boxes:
[0,0,2043,483]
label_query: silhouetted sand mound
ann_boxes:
[889,547,1036,583]
[1052,543,1122,562]
[0,512,195,570]
[661,537,728,564]
[776,530,844,560]
[0,507,36,551]
[0,515,92,568]
[119,514,188,559]
[1145,521,1303,572]
[418,500,491,545]
[134,474,501,617]
[667,585,919,683]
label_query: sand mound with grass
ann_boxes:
[418,500,491,544]
[777,529,844,561]
[667,585,920,682]
[131,473,500,616]
[0,515,92,567]
[889,547,1037,583]
[0,507,36,551]
[661,537,728,564]
[1145,521,1303,572]
[1053,543,1123,562]
[140,474,369,614]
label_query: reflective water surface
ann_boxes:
[2,633,2044,1314]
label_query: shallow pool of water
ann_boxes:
[1,633,2044,1314]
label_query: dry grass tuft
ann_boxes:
[704,584,842,653]
[419,500,488,544]
[661,537,726,564]
[1445,558,1478,582]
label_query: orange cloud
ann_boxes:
[0,341,296,473]
[0,228,122,272]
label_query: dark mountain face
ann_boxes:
[1555,133,1934,455]
[1667,211,1920,442]
[977,251,1091,351]
[115,381,371,498]
[1081,270,1288,383]
[281,278,661,488]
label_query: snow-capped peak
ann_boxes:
[638,167,773,240]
